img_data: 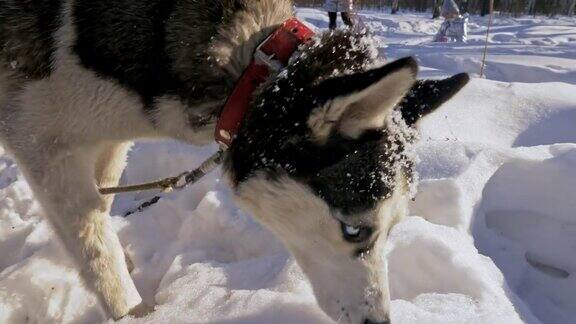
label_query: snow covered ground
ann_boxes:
[1,9,576,324]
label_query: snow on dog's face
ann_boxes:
[227,33,469,324]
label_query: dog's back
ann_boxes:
[0,0,260,105]
[0,0,62,81]
[0,0,61,132]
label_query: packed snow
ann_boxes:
[1,9,576,324]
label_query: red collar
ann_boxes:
[215,18,314,148]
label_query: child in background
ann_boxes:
[325,0,355,30]
[434,0,468,42]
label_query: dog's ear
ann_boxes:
[399,73,470,126]
[308,57,418,142]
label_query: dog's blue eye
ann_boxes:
[340,222,372,243]
[344,225,360,236]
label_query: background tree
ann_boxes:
[432,0,443,17]
[392,0,401,13]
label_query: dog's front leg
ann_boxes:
[94,142,133,209]
[13,144,142,319]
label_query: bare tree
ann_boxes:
[527,0,537,16]
[460,0,469,13]
[391,0,401,13]
[432,0,442,17]
[565,0,576,15]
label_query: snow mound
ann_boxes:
[477,147,576,323]
[388,217,521,324]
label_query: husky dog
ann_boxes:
[0,0,468,322]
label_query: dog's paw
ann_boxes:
[128,302,154,318]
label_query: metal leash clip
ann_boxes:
[98,149,225,195]
[254,39,284,71]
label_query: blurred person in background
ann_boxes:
[434,0,468,42]
[325,0,355,30]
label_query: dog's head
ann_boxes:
[226,32,469,324]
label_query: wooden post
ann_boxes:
[480,0,494,78]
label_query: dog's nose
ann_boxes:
[363,318,390,324]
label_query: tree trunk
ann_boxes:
[481,0,491,16]
[566,0,576,15]
[549,0,559,17]
[527,0,536,16]
[391,0,400,14]
[432,0,442,18]
[460,0,469,13]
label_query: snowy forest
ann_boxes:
[295,0,576,16]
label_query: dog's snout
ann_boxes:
[363,318,390,324]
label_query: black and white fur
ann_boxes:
[0,0,469,322]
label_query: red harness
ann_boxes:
[214,18,314,148]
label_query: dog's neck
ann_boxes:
[166,0,294,109]
[208,0,295,81]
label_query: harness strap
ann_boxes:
[215,18,314,147]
